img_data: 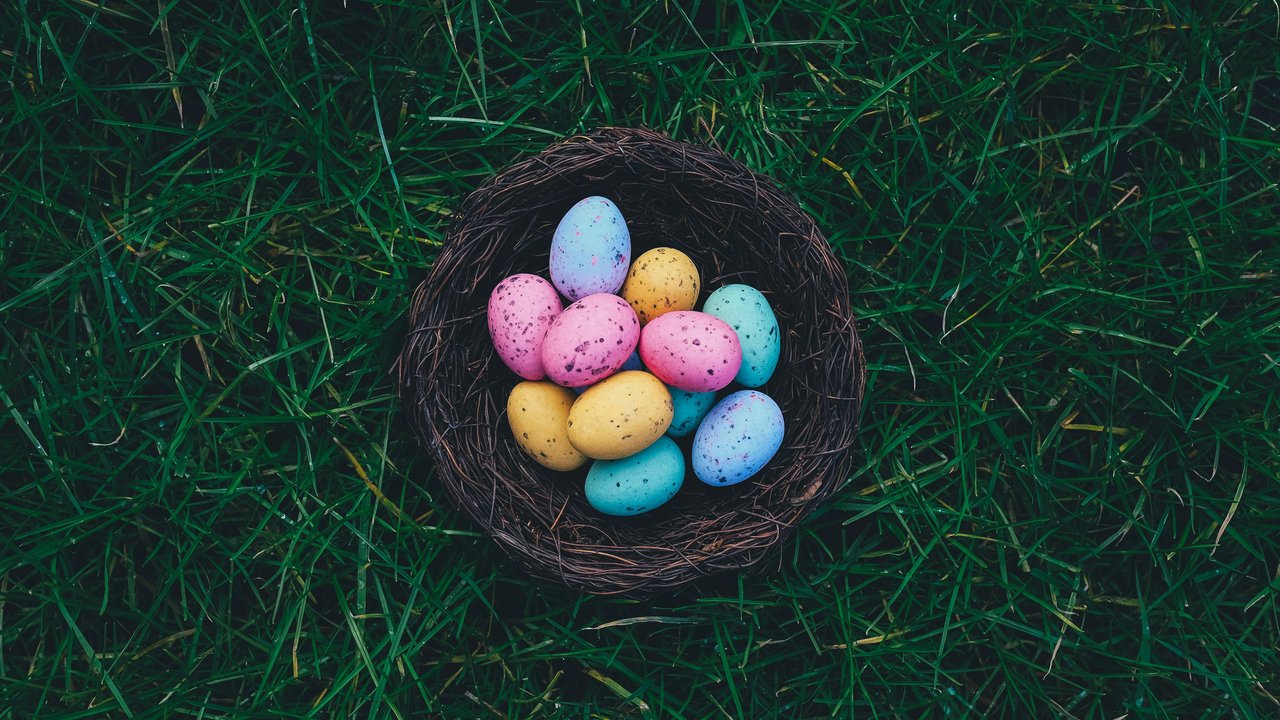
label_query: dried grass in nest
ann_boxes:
[396,127,865,597]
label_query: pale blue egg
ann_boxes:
[584,436,685,516]
[549,196,631,301]
[666,387,716,438]
[692,390,784,487]
[702,284,780,388]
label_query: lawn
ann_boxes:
[2,1,1279,717]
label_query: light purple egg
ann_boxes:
[541,294,640,387]
[639,311,742,392]
[549,196,631,301]
[693,390,785,487]
[486,273,563,380]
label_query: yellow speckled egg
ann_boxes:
[567,371,673,459]
[507,381,588,471]
[620,247,700,325]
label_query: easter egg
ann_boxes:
[487,274,563,380]
[507,382,588,471]
[573,350,644,395]
[638,311,742,392]
[666,388,716,438]
[692,390,784,486]
[584,437,685,516]
[567,371,673,459]
[702,284,781,388]
[620,349,645,372]
[620,247,701,324]
[541,294,640,388]
[549,196,631,301]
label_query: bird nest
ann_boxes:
[396,127,865,596]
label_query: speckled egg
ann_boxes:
[692,390,784,486]
[487,274,563,380]
[573,350,644,395]
[507,382,587,471]
[620,247,701,324]
[666,388,716,438]
[620,349,645,372]
[702,284,781,388]
[584,437,685,516]
[638,311,742,392]
[542,294,640,388]
[549,196,631,301]
[567,371,673,459]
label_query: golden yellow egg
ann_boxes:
[620,247,701,325]
[567,371,673,459]
[507,381,588,471]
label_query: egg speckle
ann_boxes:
[702,284,781,388]
[692,390,784,486]
[638,311,742,392]
[567,371,673,459]
[584,437,685,516]
[620,247,700,325]
[541,294,640,388]
[549,196,631,301]
[506,382,588,471]
[487,274,563,380]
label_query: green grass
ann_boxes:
[2,1,1279,717]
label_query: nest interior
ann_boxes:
[398,127,864,596]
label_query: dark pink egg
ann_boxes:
[541,294,640,387]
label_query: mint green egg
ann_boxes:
[702,284,780,388]
[584,436,685,516]
[667,387,716,438]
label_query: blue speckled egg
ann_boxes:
[702,284,781,388]
[549,196,631,301]
[573,350,644,395]
[666,388,716,438]
[692,390,784,487]
[620,349,645,372]
[584,436,685,516]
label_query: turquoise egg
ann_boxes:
[584,436,685,516]
[666,387,716,438]
[702,284,780,388]
[692,390,784,487]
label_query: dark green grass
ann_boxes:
[3,1,1279,717]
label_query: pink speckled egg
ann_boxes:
[487,273,563,380]
[541,293,640,387]
[639,311,742,392]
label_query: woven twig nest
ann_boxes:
[397,127,865,596]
